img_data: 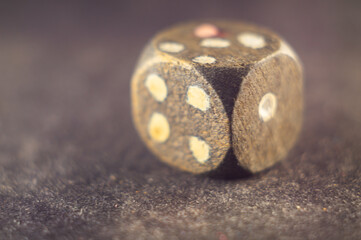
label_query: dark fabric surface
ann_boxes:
[0,1,360,239]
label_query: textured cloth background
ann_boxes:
[0,1,360,239]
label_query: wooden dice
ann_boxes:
[131,20,303,174]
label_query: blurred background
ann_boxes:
[0,1,360,239]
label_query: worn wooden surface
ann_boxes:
[232,53,303,173]
[132,20,303,174]
[0,1,360,239]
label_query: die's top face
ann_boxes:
[152,20,281,69]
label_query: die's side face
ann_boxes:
[232,53,303,173]
[131,52,230,173]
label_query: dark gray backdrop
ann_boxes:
[0,1,360,239]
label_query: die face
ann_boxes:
[153,20,281,69]
[232,54,303,173]
[131,54,231,173]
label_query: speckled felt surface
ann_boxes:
[0,1,360,239]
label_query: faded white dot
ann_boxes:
[186,86,210,111]
[192,56,216,64]
[189,136,210,163]
[159,42,185,53]
[148,113,170,143]
[238,32,266,49]
[200,38,230,48]
[259,92,277,122]
[145,74,167,102]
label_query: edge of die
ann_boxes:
[258,38,303,70]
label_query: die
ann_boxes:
[131,20,303,174]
